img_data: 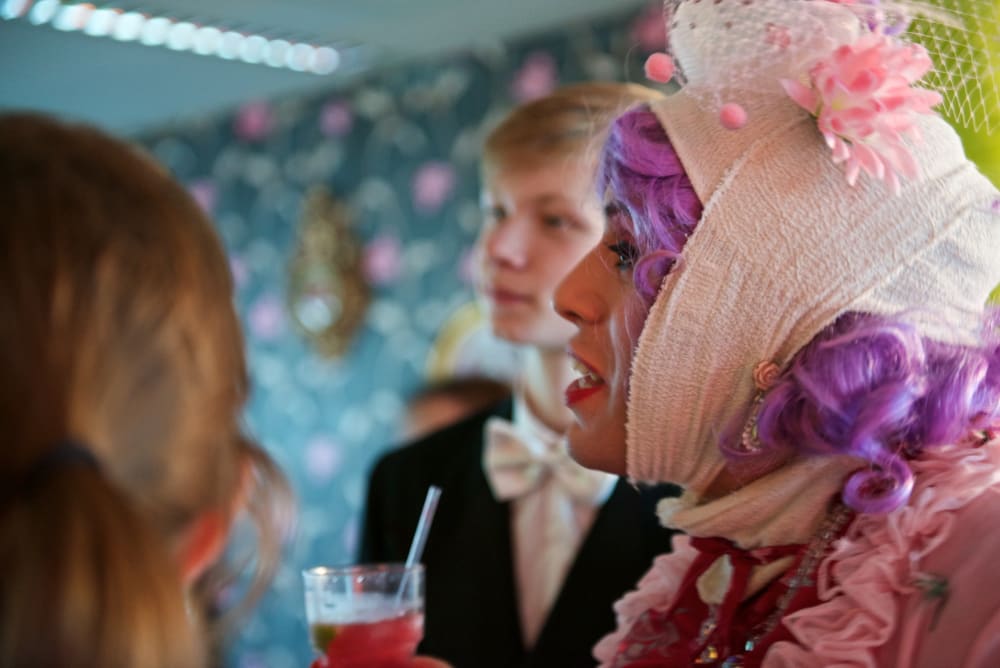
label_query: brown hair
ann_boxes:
[0,113,292,668]
[482,81,665,175]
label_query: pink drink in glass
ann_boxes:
[310,606,423,668]
[304,565,424,668]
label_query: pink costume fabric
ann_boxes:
[595,435,1000,667]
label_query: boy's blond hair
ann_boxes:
[483,81,665,175]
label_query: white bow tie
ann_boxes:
[483,417,612,505]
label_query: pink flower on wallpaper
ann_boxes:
[510,51,558,102]
[248,292,286,340]
[187,179,217,213]
[320,99,354,137]
[458,245,482,286]
[234,101,275,142]
[238,655,267,668]
[229,254,250,289]
[631,3,667,53]
[304,435,344,482]
[411,161,456,214]
[363,234,403,285]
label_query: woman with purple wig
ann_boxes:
[553,1,1000,666]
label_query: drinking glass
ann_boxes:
[303,563,424,668]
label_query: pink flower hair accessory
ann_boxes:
[752,360,781,391]
[781,32,943,194]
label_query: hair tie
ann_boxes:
[2,440,100,507]
[23,439,100,488]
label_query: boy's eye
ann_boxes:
[606,241,639,269]
[485,205,506,222]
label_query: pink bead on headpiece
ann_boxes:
[719,103,748,130]
[644,52,675,84]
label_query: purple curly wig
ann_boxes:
[600,107,1000,513]
[596,107,701,301]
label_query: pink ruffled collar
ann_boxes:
[766,436,1000,666]
[594,437,1000,667]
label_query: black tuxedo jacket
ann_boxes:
[360,399,679,668]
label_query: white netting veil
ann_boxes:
[906,0,1000,133]
[662,0,999,133]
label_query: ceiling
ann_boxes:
[0,0,648,135]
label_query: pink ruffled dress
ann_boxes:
[595,436,1000,667]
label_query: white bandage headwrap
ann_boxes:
[625,0,1000,494]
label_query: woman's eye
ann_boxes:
[606,241,639,270]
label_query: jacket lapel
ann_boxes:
[420,400,527,667]
[528,479,675,666]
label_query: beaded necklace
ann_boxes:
[692,502,855,667]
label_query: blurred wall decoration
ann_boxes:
[287,188,370,358]
[136,4,665,667]
[424,301,520,382]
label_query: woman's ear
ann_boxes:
[177,509,228,585]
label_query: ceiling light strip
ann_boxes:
[2,0,342,75]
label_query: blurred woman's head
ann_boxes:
[0,113,291,668]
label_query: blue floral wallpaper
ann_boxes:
[141,5,664,666]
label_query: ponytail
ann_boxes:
[0,465,206,668]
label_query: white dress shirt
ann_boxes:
[483,394,617,648]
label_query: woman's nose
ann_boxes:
[554,247,602,325]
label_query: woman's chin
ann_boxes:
[566,426,625,475]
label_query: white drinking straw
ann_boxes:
[405,485,441,568]
[395,485,441,603]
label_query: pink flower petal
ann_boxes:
[880,141,919,180]
[852,141,885,180]
[781,78,818,112]
[885,168,902,196]
[831,136,851,163]
[845,155,862,186]
[847,69,881,95]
